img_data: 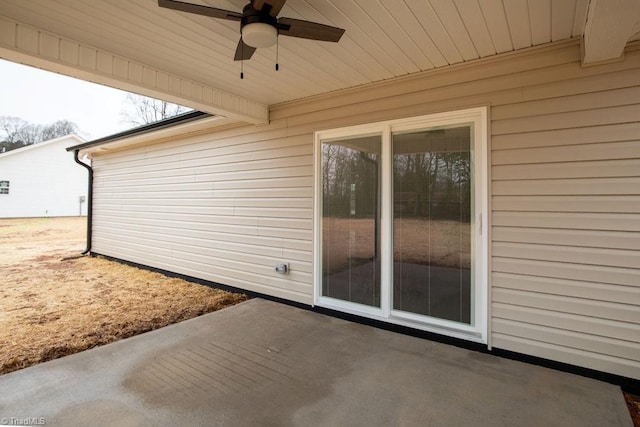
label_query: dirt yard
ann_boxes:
[627,392,640,427]
[1,217,637,424]
[0,217,247,375]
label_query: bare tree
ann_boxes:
[120,94,191,126]
[0,116,29,143]
[0,116,81,153]
[40,120,79,141]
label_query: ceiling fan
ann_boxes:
[158,0,345,62]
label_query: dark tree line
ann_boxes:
[394,150,471,221]
[322,143,379,219]
[1,93,191,154]
[0,116,80,153]
[322,129,472,221]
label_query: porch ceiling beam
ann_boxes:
[582,0,640,65]
[0,16,269,125]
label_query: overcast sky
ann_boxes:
[0,59,136,140]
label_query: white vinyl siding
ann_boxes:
[89,40,640,380]
[91,130,313,303]
[0,136,88,218]
[490,82,640,379]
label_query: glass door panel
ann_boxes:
[321,135,381,307]
[392,126,472,324]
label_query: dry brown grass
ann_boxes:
[0,217,247,375]
[626,392,640,427]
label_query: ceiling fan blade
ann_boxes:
[158,0,242,21]
[266,0,287,16]
[278,18,345,42]
[234,38,257,61]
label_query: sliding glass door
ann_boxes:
[321,134,381,307]
[392,126,472,324]
[315,108,487,342]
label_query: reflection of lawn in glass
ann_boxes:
[322,217,470,275]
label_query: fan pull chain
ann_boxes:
[240,39,244,79]
[275,36,279,71]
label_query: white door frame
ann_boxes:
[313,107,488,343]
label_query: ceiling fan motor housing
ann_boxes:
[241,4,278,48]
[157,0,345,61]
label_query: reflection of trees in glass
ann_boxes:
[322,139,381,307]
[393,128,471,221]
[393,127,472,322]
[322,143,378,218]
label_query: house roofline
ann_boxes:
[66,110,211,153]
[0,134,85,159]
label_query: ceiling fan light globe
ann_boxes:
[242,22,277,48]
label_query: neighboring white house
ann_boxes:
[0,134,88,218]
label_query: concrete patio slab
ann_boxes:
[0,299,632,426]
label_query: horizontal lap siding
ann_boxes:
[490,47,640,379]
[90,41,640,379]
[92,131,314,304]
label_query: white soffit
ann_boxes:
[1,0,635,122]
[0,15,268,124]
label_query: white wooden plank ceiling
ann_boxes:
[0,0,638,122]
